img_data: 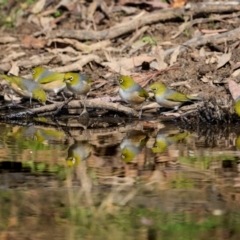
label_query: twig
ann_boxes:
[164,27,240,57]
[172,12,240,39]
[49,2,240,40]
[0,99,138,119]
[50,55,102,72]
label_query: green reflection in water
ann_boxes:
[1,123,240,239]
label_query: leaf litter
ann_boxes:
[0,0,240,123]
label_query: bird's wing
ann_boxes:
[165,89,190,102]
[37,72,64,84]
[137,85,149,98]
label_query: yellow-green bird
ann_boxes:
[120,130,149,163]
[1,74,47,105]
[234,96,240,116]
[64,72,92,114]
[149,82,201,110]
[66,141,93,167]
[31,66,66,94]
[152,131,190,154]
[117,75,149,118]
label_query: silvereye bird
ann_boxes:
[234,96,240,116]
[31,66,66,94]
[1,74,47,105]
[63,72,92,114]
[120,130,149,163]
[66,141,93,167]
[117,75,149,118]
[152,131,190,154]
[149,82,201,110]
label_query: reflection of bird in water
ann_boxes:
[120,130,149,163]
[6,125,38,141]
[66,141,93,167]
[33,128,66,144]
[235,135,240,151]
[152,131,190,154]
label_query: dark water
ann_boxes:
[1,121,240,240]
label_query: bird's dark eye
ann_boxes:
[152,88,157,91]
[31,69,36,74]
[69,76,73,81]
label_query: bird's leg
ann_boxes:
[60,91,66,101]
[29,97,32,107]
[138,103,144,119]
[80,95,89,117]
[7,87,16,106]
[160,106,180,116]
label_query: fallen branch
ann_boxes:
[164,27,240,57]
[0,99,138,119]
[49,2,240,40]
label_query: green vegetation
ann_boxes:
[1,188,240,240]
[141,36,157,46]
[0,0,36,28]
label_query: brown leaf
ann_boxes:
[217,53,231,69]
[228,78,240,101]
[200,29,228,34]
[31,0,46,14]
[171,0,187,8]
[21,36,46,49]
[170,45,180,66]
[103,55,156,75]
[9,61,19,76]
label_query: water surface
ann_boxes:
[1,121,240,240]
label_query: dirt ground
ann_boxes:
[0,0,240,125]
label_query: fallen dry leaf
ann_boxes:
[171,0,187,8]
[0,36,17,44]
[200,29,228,34]
[231,69,240,77]
[31,0,46,14]
[170,45,180,66]
[8,61,19,76]
[217,53,232,69]
[2,52,26,63]
[103,55,156,75]
[154,46,168,70]
[21,36,46,49]
[228,78,240,101]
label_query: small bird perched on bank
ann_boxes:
[1,74,47,105]
[31,66,66,94]
[63,72,92,115]
[149,82,202,111]
[66,141,93,167]
[117,75,149,118]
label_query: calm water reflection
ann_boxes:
[1,121,240,239]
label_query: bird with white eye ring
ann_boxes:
[117,75,149,118]
[63,72,92,116]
